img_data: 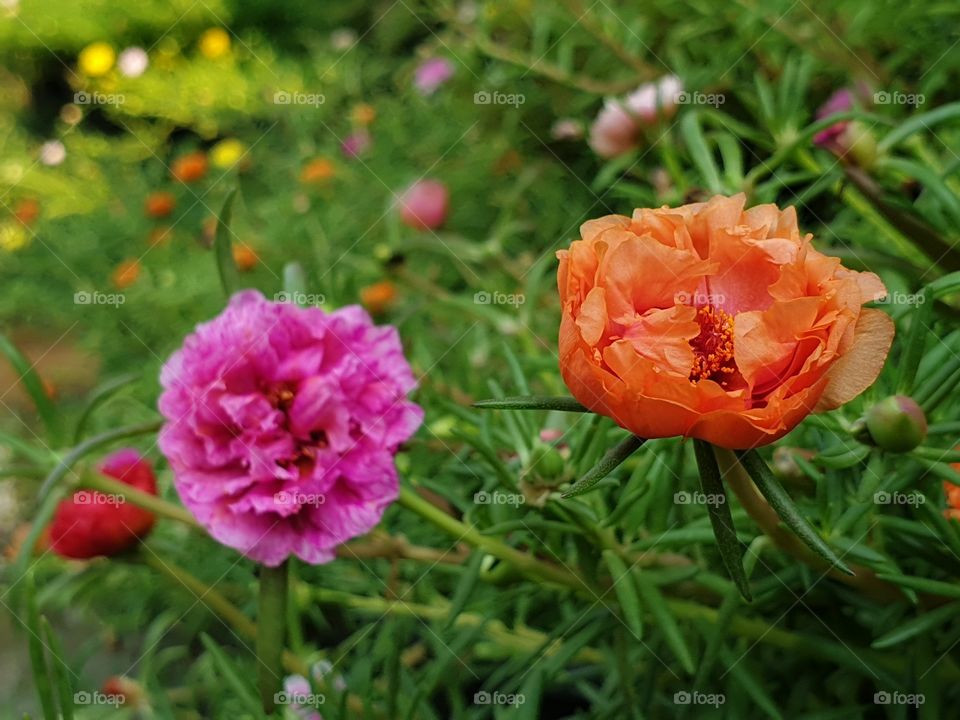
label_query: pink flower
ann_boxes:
[398,179,449,230]
[414,57,454,95]
[158,290,423,566]
[589,75,683,158]
[341,130,371,158]
[813,88,855,151]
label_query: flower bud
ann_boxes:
[864,395,927,452]
[398,179,449,230]
[49,449,157,559]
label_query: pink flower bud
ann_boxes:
[398,179,449,230]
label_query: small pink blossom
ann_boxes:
[158,290,422,566]
[589,75,683,158]
[398,179,449,230]
[813,88,856,151]
[414,57,455,95]
[341,130,371,158]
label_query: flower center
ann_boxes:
[689,305,736,383]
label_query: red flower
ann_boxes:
[49,449,157,559]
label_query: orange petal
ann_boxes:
[814,309,895,411]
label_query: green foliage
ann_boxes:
[3,0,960,718]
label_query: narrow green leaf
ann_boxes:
[735,450,853,575]
[602,550,643,639]
[72,372,140,443]
[39,617,74,720]
[876,573,960,599]
[720,647,784,720]
[634,572,695,674]
[25,573,58,720]
[878,101,960,151]
[562,434,645,498]
[473,396,589,413]
[872,602,960,649]
[36,419,162,500]
[694,441,752,601]
[442,551,485,632]
[214,188,240,297]
[0,333,59,441]
[680,112,723,192]
[895,287,932,394]
[199,633,261,714]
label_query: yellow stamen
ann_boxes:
[689,305,736,383]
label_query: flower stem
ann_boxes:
[257,561,289,714]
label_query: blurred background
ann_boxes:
[4,0,960,717]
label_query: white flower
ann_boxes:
[40,140,66,166]
[118,47,149,78]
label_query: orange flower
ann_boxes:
[171,152,208,183]
[947,456,960,521]
[360,280,397,314]
[13,198,40,226]
[300,158,335,184]
[557,194,894,449]
[233,244,259,271]
[144,191,176,218]
[113,259,141,289]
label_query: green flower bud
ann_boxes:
[864,395,927,453]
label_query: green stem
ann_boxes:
[82,472,200,527]
[398,484,588,591]
[257,561,289,714]
[141,551,308,676]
